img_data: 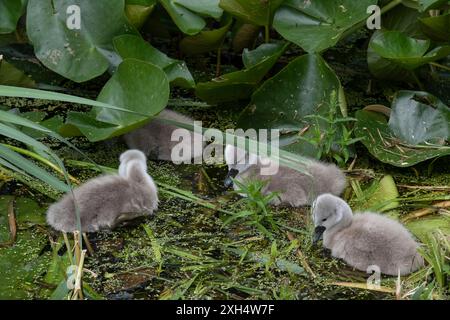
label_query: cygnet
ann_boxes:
[123,109,204,163]
[312,193,424,276]
[46,150,158,233]
[224,145,346,207]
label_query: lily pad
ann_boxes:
[26,0,136,82]
[369,30,450,71]
[0,0,27,34]
[418,0,449,11]
[179,16,232,55]
[237,53,344,157]
[159,0,222,35]
[113,34,195,88]
[365,175,400,213]
[17,111,64,139]
[354,91,450,167]
[66,59,169,141]
[125,0,156,29]
[273,0,377,53]
[0,59,36,88]
[219,0,283,26]
[195,42,288,103]
[419,13,450,43]
[388,91,450,145]
[406,215,450,243]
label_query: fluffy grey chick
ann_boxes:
[123,109,204,163]
[46,150,158,233]
[224,145,346,207]
[312,193,424,276]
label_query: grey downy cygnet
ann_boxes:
[312,193,424,276]
[46,150,158,233]
[123,109,204,163]
[224,145,346,207]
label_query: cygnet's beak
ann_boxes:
[313,226,326,245]
[224,168,239,188]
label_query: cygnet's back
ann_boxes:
[46,150,158,233]
[124,109,204,162]
[313,194,424,276]
[229,149,346,207]
[334,213,424,276]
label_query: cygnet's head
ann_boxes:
[312,193,353,244]
[224,145,258,188]
[119,149,147,177]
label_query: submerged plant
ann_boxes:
[414,231,450,299]
[299,91,362,166]
[223,178,279,239]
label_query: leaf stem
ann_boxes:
[410,70,425,90]
[429,62,450,72]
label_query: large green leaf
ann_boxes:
[369,30,450,71]
[219,0,283,26]
[237,54,344,156]
[0,0,27,34]
[26,0,136,82]
[195,42,288,103]
[113,35,195,88]
[355,91,450,167]
[66,59,170,141]
[159,0,223,35]
[273,0,377,53]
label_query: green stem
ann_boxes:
[410,70,425,91]
[429,62,450,72]
[264,24,270,43]
[168,99,212,108]
[216,46,222,77]
[1,143,80,184]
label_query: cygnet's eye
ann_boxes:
[322,218,327,222]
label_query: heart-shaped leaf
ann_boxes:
[66,59,169,141]
[195,42,288,103]
[273,0,377,53]
[160,0,223,35]
[354,91,450,167]
[219,0,283,26]
[0,0,27,34]
[26,0,136,82]
[369,30,450,70]
[113,34,195,88]
[237,53,344,156]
